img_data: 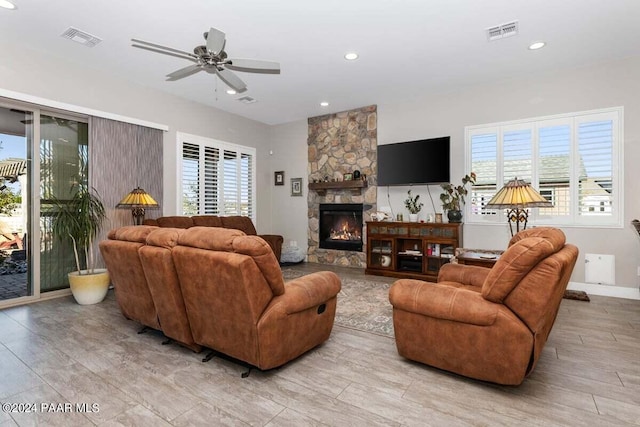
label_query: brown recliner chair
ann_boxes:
[138,228,201,352]
[389,227,578,385]
[99,226,160,331]
[172,226,341,370]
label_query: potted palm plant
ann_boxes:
[404,190,423,222]
[440,172,476,223]
[51,185,109,305]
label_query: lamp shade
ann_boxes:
[485,178,552,209]
[116,187,159,208]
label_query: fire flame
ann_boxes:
[329,220,361,241]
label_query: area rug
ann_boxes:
[283,269,394,338]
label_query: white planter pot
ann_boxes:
[409,214,419,222]
[68,268,110,305]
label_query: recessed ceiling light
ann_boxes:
[344,52,359,60]
[320,102,329,107]
[528,41,546,50]
[226,89,237,95]
[0,0,17,9]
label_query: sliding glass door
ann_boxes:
[0,106,31,302]
[0,102,88,304]
[39,114,89,292]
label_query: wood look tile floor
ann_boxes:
[1,263,640,426]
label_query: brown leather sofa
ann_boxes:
[144,215,283,261]
[172,226,341,370]
[100,225,200,351]
[99,226,161,331]
[389,227,578,385]
[100,225,340,370]
[138,227,201,352]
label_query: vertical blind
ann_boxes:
[180,136,255,220]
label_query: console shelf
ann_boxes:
[365,221,462,282]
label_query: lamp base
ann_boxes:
[506,208,529,237]
[132,207,146,226]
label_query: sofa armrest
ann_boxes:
[389,279,499,326]
[438,263,491,288]
[271,271,341,315]
[259,234,284,261]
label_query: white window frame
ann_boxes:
[465,107,623,228]
[176,132,256,221]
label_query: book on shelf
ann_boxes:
[398,250,422,256]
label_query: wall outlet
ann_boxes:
[637,266,640,276]
[290,240,298,247]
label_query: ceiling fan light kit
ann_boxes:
[132,27,280,94]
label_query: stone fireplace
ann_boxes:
[319,203,363,252]
[307,105,377,267]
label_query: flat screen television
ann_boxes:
[377,136,450,186]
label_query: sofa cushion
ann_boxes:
[157,216,194,229]
[178,227,285,296]
[192,215,224,227]
[482,236,563,303]
[146,227,182,249]
[508,226,566,247]
[221,216,257,235]
[108,225,158,242]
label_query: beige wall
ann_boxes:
[269,56,640,288]
[269,120,309,249]
[2,36,639,287]
[0,40,274,233]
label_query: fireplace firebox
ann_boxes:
[319,203,363,252]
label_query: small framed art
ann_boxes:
[343,173,353,181]
[274,171,285,186]
[291,178,303,196]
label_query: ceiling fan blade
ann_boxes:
[206,27,226,55]
[132,44,197,62]
[214,68,247,93]
[131,38,198,59]
[226,58,281,74]
[166,64,203,81]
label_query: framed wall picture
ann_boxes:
[291,178,303,196]
[274,171,285,186]
[343,173,353,181]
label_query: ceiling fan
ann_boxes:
[131,27,280,94]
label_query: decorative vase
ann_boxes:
[447,210,463,223]
[381,255,392,267]
[409,213,418,222]
[68,269,110,305]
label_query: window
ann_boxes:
[178,133,255,220]
[466,107,622,227]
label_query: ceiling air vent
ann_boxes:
[237,96,257,104]
[61,27,102,47]
[486,21,519,41]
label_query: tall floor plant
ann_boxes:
[51,185,106,275]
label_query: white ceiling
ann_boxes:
[2,0,639,125]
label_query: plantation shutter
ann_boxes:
[179,135,256,221]
[203,147,219,214]
[537,123,571,217]
[223,150,239,215]
[181,143,200,216]
[502,128,532,184]
[241,153,253,218]
[465,107,621,226]
[469,131,498,216]
[576,118,614,217]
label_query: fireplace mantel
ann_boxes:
[308,180,367,196]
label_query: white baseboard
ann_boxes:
[567,281,640,300]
